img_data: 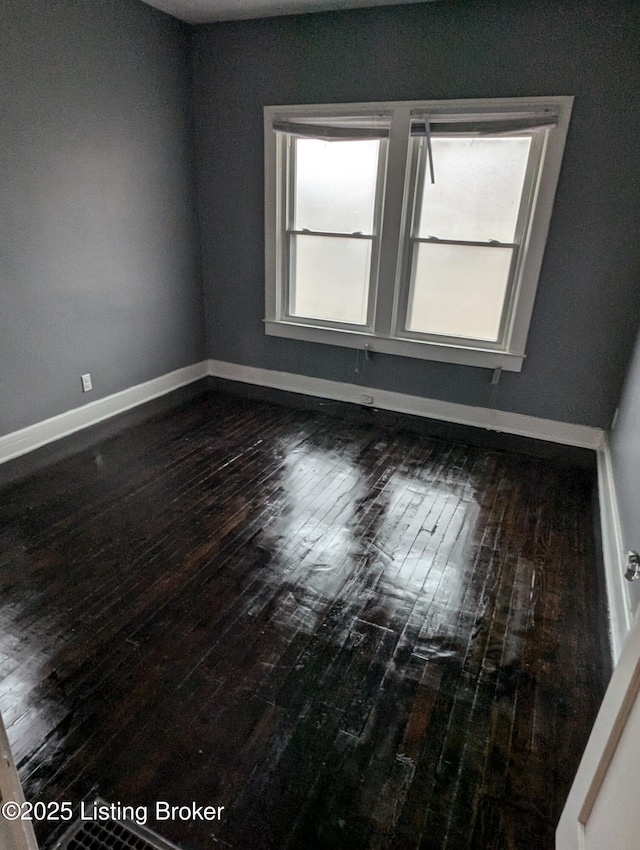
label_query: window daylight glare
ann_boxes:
[291,233,372,324]
[294,138,379,234]
[264,98,573,372]
[404,135,532,342]
[415,137,531,243]
[289,136,382,326]
[406,241,513,341]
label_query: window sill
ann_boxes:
[264,320,525,372]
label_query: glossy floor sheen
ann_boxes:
[0,393,609,850]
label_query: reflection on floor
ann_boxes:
[0,392,610,849]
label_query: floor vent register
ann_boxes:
[54,802,184,850]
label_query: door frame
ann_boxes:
[556,603,640,848]
[0,710,39,850]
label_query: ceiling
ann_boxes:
[140,0,436,24]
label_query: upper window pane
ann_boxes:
[294,138,380,234]
[416,136,532,243]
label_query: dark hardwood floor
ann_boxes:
[0,392,610,849]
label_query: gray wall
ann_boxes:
[0,0,204,437]
[610,324,640,611]
[193,0,640,428]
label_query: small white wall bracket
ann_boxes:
[624,551,640,582]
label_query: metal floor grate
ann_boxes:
[54,802,184,850]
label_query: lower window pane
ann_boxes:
[407,242,513,342]
[290,234,372,325]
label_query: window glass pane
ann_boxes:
[290,234,371,325]
[416,137,531,243]
[407,242,513,341]
[294,138,380,234]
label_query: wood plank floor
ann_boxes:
[0,392,610,850]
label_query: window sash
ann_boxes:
[280,133,387,331]
[393,130,546,349]
[286,232,375,327]
[403,241,518,345]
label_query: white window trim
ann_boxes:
[264,97,574,373]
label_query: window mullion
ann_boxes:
[282,135,296,320]
[373,106,412,337]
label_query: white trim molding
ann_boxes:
[265,97,574,372]
[0,362,209,466]
[207,359,604,450]
[0,359,607,463]
[556,602,640,849]
[597,437,633,663]
[264,321,526,371]
[1,357,619,664]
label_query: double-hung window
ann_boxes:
[264,98,572,371]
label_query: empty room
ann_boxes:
[1,1,640,849]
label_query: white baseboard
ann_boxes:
[207,359,605,450]
[597,438,632,663]
[1,356,622,661]
[0,358,604,470]
[0,361,209,466]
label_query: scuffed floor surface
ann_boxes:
[0,393,610,849]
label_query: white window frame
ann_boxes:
[264,97,573,372]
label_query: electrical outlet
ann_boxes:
[360,394,374,405]
[81,373,93,393]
